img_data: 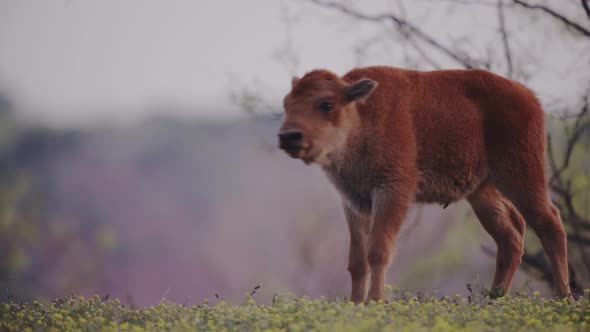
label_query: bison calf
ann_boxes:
[278,66,570,303]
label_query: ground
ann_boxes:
[2,287,589,332]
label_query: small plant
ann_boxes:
[1,286,589,332]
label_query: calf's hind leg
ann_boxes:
[467,181,525,296]
[491,148,571,296]
[500,188,571,297]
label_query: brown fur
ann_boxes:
[279,66,570,303]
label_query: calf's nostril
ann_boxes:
[279,131,303,144]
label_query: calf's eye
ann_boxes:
[319,101,333,113]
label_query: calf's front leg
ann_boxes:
[344,206,371,304]
[366,187,412,302]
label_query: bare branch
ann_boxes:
[273,2,302,76]
[568,234,590,246]
[548,99,590,185]
[520,251,553,285]
[547,93,590,279]
[497,0,513,77]
[394,0,442,70]
[512,0,590,37]
[407,39,444,70]
[308,0,479,68]
[546,134,560,182]
[582,0,590,22]
[418,0,498,7]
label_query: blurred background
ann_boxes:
[1,0,589,305]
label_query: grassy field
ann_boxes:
[2,287,589,332]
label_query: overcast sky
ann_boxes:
[0,1,284,123]
[0,0,370,125]
[0,0,588,126]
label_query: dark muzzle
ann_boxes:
[278,131,303,154]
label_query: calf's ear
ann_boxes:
[291,76,300,88]
[344,79,377,102]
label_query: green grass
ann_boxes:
[2,287,590,332]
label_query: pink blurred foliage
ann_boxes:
[29,118,546,305]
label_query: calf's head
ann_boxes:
[278,70,377,165]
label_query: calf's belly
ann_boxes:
[414,146,487,205]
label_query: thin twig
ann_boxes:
[546,94,590,280]
[497,0,513,77]
[512,0,590,37]
[309,0,479,68]
[548,99,590,185]
[582,0,590,21]
[417,0,498,7]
